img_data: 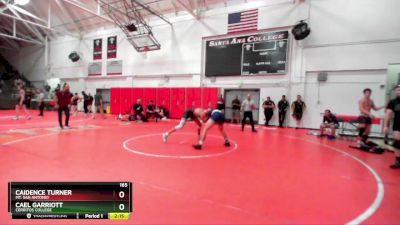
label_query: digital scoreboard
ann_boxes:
[8,182,132,220]
[204,30,289,77]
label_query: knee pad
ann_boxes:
[393,140,400,150]
[174,119,186,130]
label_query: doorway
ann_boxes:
[224,89,260,123]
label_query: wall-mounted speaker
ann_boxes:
[291,20,311,40]
[68,51,80,62]
[317,72,328,82]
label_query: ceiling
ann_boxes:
[0,0,256,50]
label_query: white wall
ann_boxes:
[3,0,400,129]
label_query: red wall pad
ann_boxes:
[156,88,171,111]
[143,88,157,109]
[120,88,132,114]
[202,88,219,109]
[110,88,121,115]
[186,88,202,109]
[170,88,186,119]
[132,88,144,105]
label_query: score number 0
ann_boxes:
[118,183,128,211]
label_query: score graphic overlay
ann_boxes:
[8,182,132,220]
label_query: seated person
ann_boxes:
[117,108,135,121]
[146,100,160,121]
[157,101,169,119]
[320,109,339,139]
[133,99,147,122]
[156,106,168,120]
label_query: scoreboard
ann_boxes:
[204,30,289,77]
[8,182,132,220]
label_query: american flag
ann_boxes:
[227,9,258,34]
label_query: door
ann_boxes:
[224,89,260,122]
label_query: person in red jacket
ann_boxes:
[55,83,73,129]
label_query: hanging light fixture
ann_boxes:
[14,0,30,5]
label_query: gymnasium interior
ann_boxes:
[0,0,399,224]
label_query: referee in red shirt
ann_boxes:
[55,83,73,129]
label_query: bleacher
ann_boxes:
[0,54,34,109]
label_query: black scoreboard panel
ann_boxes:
[205,31,289,77]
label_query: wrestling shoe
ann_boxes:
[389,162,400,169]
[162,133,168,143]
[224,140,231,147]
[192,144,202,150]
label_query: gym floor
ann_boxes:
[0,110,399,224]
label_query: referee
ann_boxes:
[241,94,257,132]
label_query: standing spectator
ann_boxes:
[241,94,257,132]
[82,91,89,115]
[93,91,105,119]
[37,89,45,117]
[278,95,289,127]
[55,83,73,129]
[291,95,306,129]
[231,96,241,124]
[14,85,31,120]
[70,93,81,116]
[262,96,275,126]
[88,93,94,113]
[217,96,225,111]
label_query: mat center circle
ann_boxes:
[123,132,238,159]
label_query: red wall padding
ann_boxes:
[143,88,156,109]
[186,88,202,109]
[156,88,171,110]
[110,88,121,114]
[120,88,132,114]
[132,88,144,105]
[170,88,186,119]
[202,87,219,109]
[110,87,219,117]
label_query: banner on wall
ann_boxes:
[88,62,102,76]
[93,39,102,60]
[107,36,117,59]
[107,60,122,76]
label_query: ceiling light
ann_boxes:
[15,0,30,5]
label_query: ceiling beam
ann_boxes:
[61,0,115,23]
[0,32,43,45]
[0,11,78,37]
[3,3,45,42]
[55,0,82,34]
[0,23,38,44]
[176,0,200,20]
[131,0,172,25]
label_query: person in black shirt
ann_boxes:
[133,99,146,122]
[291,95,306,128]
[278,95,289,127]
[231,96,241,124]
[88,93,94,113]
[384,84,400,169]
[82,91,89,115]
[319,109,339,138]
[262,96,275,126]
[146,100,159,121]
